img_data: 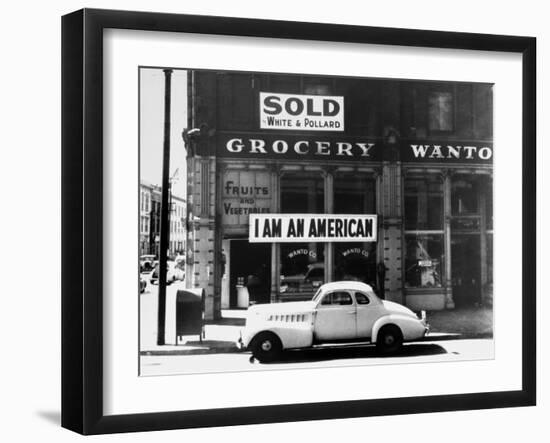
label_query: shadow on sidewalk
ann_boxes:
[427,306,493,337]
[262,342,447,364]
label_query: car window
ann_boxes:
[321,291,353,306]
[355,292,370,305]
[312,287,323,302]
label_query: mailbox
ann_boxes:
[176,288,205,342]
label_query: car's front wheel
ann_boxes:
[250,332,282,363]
[376,325,403,354]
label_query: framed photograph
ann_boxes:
[62,8,536,435]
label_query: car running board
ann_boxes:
[311,340,374,349]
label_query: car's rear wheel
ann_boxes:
[250,332,282,363]
[376,325,403,354]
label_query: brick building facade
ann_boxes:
[184,70,493,320]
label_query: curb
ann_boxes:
[141,347,245,356]
[140,333,493,356]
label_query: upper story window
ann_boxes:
[218,73,256,130]
[303,77,332,95]
[428,91,454,132]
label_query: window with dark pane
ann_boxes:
[404,176,443,230]
[281,173,324,214]
[428,91,454,132]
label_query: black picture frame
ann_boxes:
[61,8,536,435]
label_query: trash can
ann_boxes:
[175,288,205,343]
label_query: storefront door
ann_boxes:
[229,239,271,308]
[451,234,481,307]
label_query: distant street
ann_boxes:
[140,338,493,376]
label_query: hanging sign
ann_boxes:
[260,92,345,131]
[249,214,377,243]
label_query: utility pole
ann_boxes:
[157,69,173,345]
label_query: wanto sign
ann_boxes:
[260,92,345,131]
[249,214,378,243]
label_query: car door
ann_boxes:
[313,290,356,341]
[354,291,385,339]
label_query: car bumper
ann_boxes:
[422,320,430,337]
[237,330,246,350]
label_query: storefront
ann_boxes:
[184,70,493,320]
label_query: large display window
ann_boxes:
[334,174,375,214]
[281,173,324,214]
[405,176,443,230]
[405,234,444,288]
[451,175,480,215]
[280,173,324,299]
[280,243,324,297]
[333,174,376,287]
[404,176,444,288]
[334,242,376,285]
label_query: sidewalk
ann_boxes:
[426,305,493,338]
[140,306,493,356]
[140,310,246,356]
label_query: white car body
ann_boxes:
[240,281,429,356]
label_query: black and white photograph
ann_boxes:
[138,68,495,376]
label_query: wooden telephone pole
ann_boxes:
[157,69,173,345]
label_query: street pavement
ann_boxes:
[139,275,494,376]
[140,338,494,376]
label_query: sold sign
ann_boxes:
[259,92,344,131]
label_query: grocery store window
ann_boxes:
[487,234,493,285]
[333,174,377,287]
[452,175,480,215]
[334,174,375,215]
[405,176,443,230]
[486,179,493,231]
[334,242,376,286]
[405,175,444,288]
[405,234,444,288]
[280,173,325,299]
[281,173,324,214]
[280,243,324,297]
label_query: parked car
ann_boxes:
[150,260,183,285]
[140,255,156,272]
[238,281,429,362]
[280,263,325,294]
[174,258,186,281]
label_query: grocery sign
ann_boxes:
[249,214,377,243]
[259,92,344,131]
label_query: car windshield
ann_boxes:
[311,287,323,302]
